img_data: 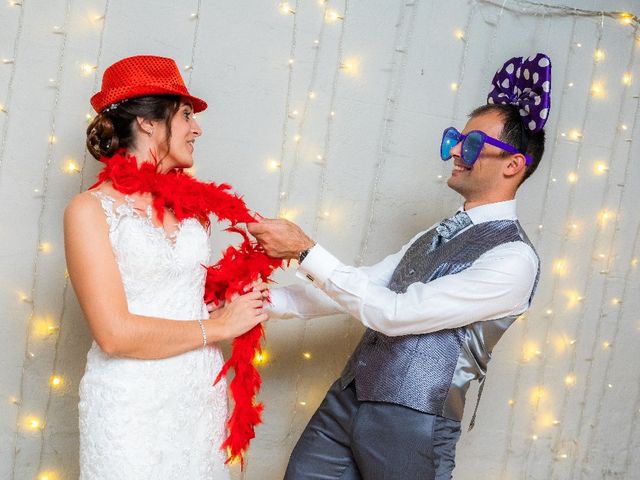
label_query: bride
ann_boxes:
[63,55,268,479]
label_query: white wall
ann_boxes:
[1,0,639,479]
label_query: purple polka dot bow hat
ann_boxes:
[487,53,552,132]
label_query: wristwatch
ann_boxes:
[298,245,314,263]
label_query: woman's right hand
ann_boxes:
[208,287,268,341]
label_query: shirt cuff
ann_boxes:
[296,244,342,286]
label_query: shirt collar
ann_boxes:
[460,199,518,224]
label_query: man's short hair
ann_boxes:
[470,103,545,184]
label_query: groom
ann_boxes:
[248,54,550,479]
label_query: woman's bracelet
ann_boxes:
[197,318,207,348]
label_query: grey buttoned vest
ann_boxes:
[339,218,540,423]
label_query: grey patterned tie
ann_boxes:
[430,211,472,252]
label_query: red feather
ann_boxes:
[93,150,283,466]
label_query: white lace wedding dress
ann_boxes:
[78,191,230,479]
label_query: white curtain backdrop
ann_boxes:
[1,0,639,478]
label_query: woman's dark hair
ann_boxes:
[470,103,545,184]
[86,95,181,160]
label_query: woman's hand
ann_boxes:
[208,281,270,340]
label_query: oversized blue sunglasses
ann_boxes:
[440,127,532,168]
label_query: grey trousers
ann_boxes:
[284,380,461,480]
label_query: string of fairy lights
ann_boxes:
[522,18,606,471]
[552,33,639,480]
[10,0,73,478]
[271,0,347,457]
[356,0,421,266]
[497,13,570,480]
[2,0,640,478]
[499,16,575,477]
[577,92,640,479]
[621,220,640,473]
[31,2,112,479]
[0,0,25,177]
[310,1,348,238]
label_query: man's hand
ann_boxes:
[247,218,315,260]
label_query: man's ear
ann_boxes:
[504,153,527,179]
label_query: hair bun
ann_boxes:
[86,113,119,159]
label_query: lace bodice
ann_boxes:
[78,190,229,479]
[91,190,211,319]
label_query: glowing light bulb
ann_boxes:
[568,129,582,141]
[565,290,583,308]
[294,134,301,143]
[278,209,297,221]
[623,72,633,86]
[567,172,578,183]
[522,342,540,362]
[619,13,634,25]
[325,9,342,22]
[302,352,312,359]
[567,82,574,87]
[611,298,621,305]
[288,58,294,65]
[565,374,577,386]
[33,317,57,337]
[552,259,568,276]
[64,159,81,174]
[253,350,268,365]
[48,135,57,144]
[590,82,605,97]
[602,341,612,349]
[530,386,546,404]
[593,161,608,175]
[50,375,63,388]
[330,111,335,116]
[598,210,614,227]
[39,242,52,253]
[631,257,638,267]
[26,416,42,430]
[267,159,281,171]
[0,104,6,113]
[621,124,628,131]
[454,29,464,40]
[278,3,295,14]
[316,154,324,162]
[450,82,459,91]
[532,434,538,440]
[299,401,307,406]
[508,399,515,406]
[340,58,360,75]
[594,49,605,62]
[545,309,553,315]
[308,91,316,99]
[80,63,96,76]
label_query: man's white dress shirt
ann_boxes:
[268,200,538,336]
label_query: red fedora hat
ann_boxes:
[90,55,207,113]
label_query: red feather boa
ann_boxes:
[91,150,282,466]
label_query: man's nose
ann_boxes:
[449,139,462,158]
